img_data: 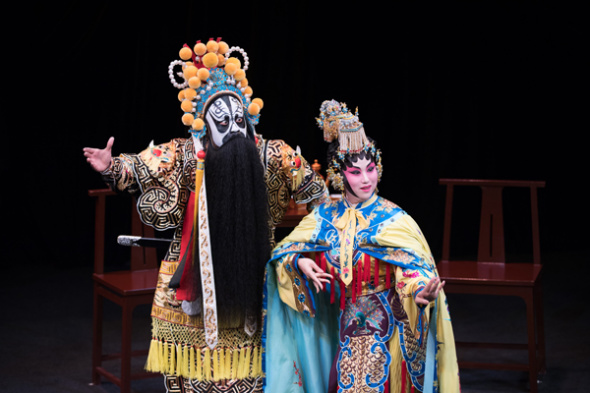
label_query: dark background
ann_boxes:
[10,1,583,269]
[2,2,587,392]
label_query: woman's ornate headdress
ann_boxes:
[316,100,368,153]
[316,99,382,191]
[168,37,264,139]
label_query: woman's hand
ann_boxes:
[415,277,445,306]
[83,137,114,172]
[297,257,333,293]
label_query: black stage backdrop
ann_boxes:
[7,2,584,272]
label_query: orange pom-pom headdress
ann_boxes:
[168,37,263,138]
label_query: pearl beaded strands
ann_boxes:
[166,38,264,134]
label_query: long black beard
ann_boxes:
[196,135,270,327]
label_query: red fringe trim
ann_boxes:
[401,359,407,393]
[330,266,336,304]
[340,279,346,310]
[374,257,379,287]
[358,262,363,299]
[352,264,357,303]
[176,191,197,301]
[364,254,371,282]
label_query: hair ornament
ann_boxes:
[317,99,383,191]
[326,166,345,191]
[316,99,369,154]
[169,37,263,136]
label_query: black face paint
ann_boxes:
[205,94,247,149]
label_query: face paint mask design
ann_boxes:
[342,157,378,205]
[205,94,247,148]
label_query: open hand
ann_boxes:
[415,277,445,306]
[297,257,333,293]
[83,137,114,172]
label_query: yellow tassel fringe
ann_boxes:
[196,348,203,380]
[224,348,232,379]
[189,347,197,379]
[145,339,263,381]
[163,342,169,374]
[203,348,211,380]
[183,345,189,377]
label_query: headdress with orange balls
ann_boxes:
[168,37,264,139]
[316,99,383,191]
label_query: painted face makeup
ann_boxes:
[342,157,378,205]
[205,94,247,148]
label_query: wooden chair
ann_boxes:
[89,188,160,393]
[437,179,546,393]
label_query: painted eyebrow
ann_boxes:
[345,162,375,170]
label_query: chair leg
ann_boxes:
[121,301,133,393]
[92,282,103,385]
[525,292,538,393]
[534,282,547,378]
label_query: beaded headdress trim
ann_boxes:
[316,99,369,154]
[316,99,383,191]
[168,38,264,139]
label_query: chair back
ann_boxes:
[439,179,545,264]
[89,188,158,274]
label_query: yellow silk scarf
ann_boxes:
[335,207,368,285]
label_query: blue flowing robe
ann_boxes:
[263,194,460,393]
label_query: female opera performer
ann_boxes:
[262,100,460,393]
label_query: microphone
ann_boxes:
[117,235,172,249]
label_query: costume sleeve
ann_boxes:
[374,214,434,264]
[274,210,319,249]
[266,139,329,206]
[375,213,438,333]
[274,253,317,317]
[293,160,330,210]
[100,154,139,194]
[295,170,330,210]
[272,210,322,317]
[394,264,436,335]
[101,140,180,194]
